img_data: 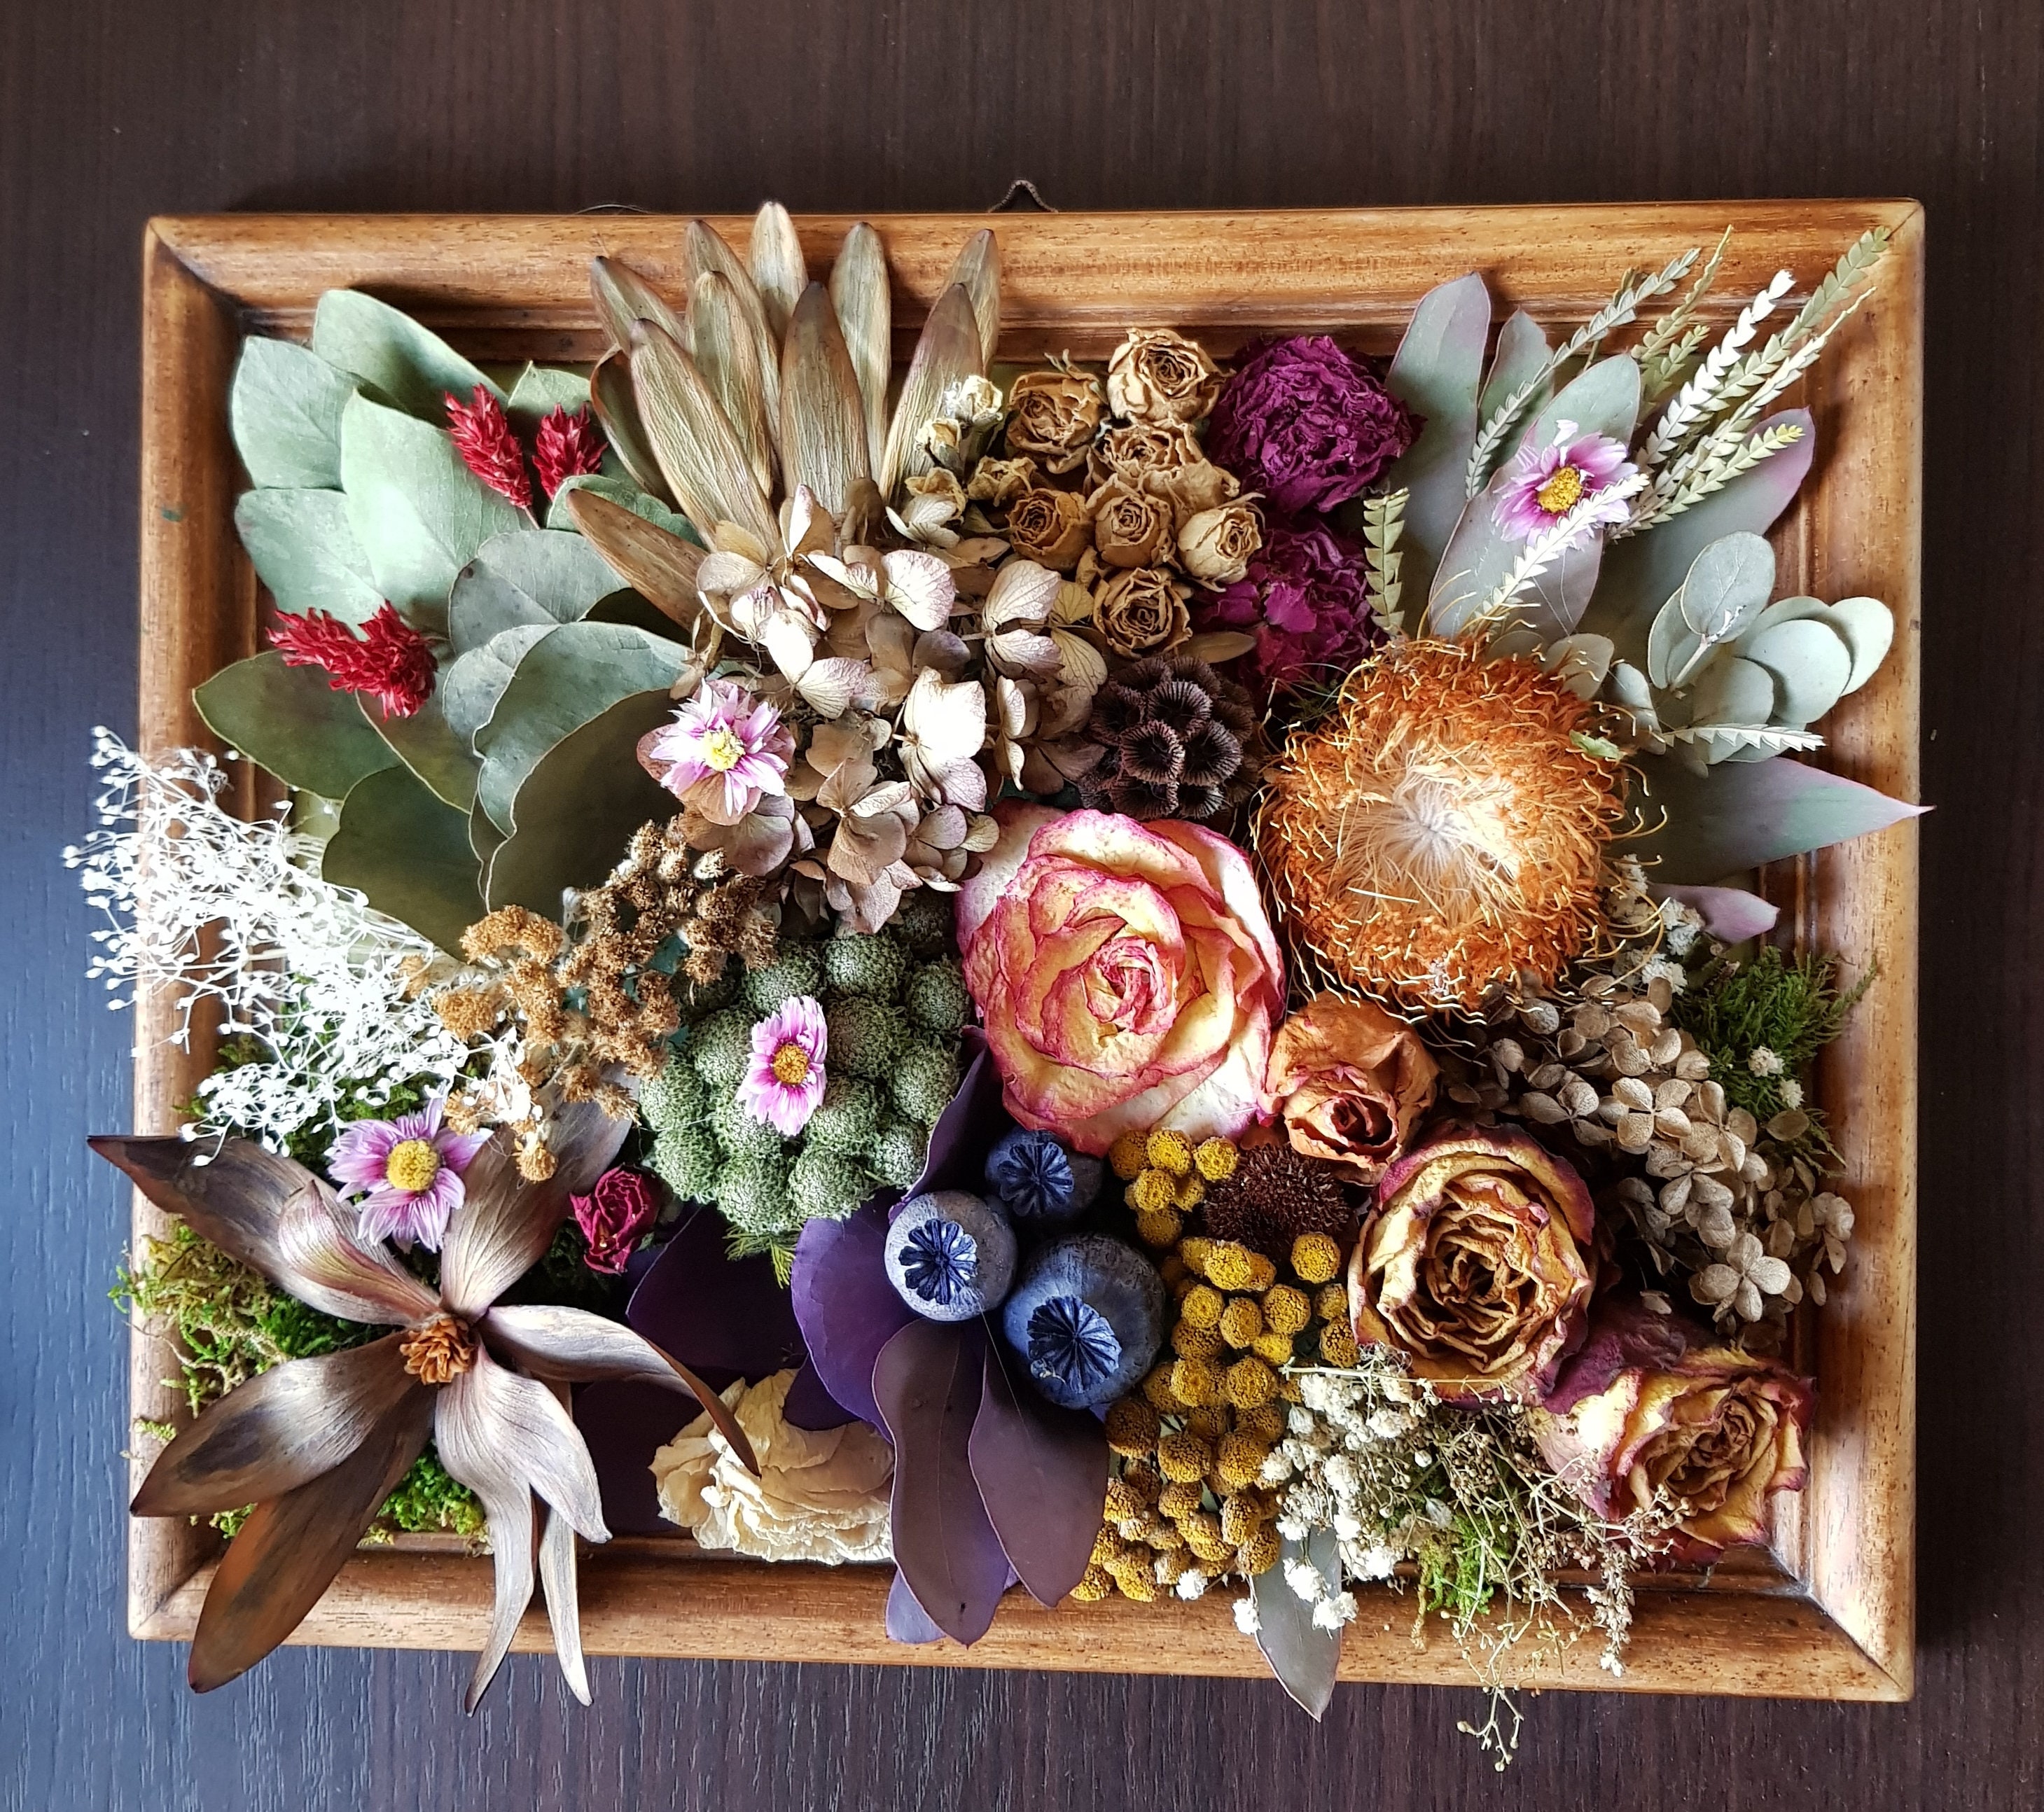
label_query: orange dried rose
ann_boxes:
[1349,1127,1597,1401]
[1006,369,1106,475]
[1087,419,1207,491]
[1005,486,1094,569]
[1261,994,1437,1185]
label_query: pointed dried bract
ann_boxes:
[880,284,985,495]
[95,1116,753,1707]
[560,485,709,631]
[684,218,781,434]
[588,351,675,503]
[749,200,807,342]
[779,282,872,518]
[690,270,777,496]
[590,255,689,358]
[942,227,1003,368]
[628,320,778,550]
[830,222,893,478]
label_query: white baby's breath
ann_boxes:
[65,731,486,1150]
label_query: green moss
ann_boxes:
[205,1038,431,1170]
[377,1447,487,1538]
[1674,945,1874,1134]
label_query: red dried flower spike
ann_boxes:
[444,384,532,509]
[270,604,438,719]
[533,404,607,500]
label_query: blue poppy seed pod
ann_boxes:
[884,1190,1017,1323]
[983,1127,1104,1225]
[999,1234,1166,1409]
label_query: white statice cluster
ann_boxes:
[64,730,490,1150]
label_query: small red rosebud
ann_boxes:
[270,603,437,718]
[444,384,532,510]
[571,1166,662,1274]
[532,405,609,501]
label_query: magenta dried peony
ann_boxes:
[1205,335,1419,516]
[1197,520,1383,699]
[571,1166,662,1273]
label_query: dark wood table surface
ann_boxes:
[4,3,2035,1806]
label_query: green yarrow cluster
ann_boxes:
[642,919,974,1266]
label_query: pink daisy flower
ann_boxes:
[325,1087,491,1251]
[1492,421,1638,545]
[640,678,794,826]
[737,996,828,1136]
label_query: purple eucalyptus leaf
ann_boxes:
[1584,407,1816,664]
[625,1205,806,1380]
[790,1205,914,1431]
[1250,1527,1344,1719]
[871,1318,1011,1646]
[902,1027,1004,1204]
[1632,752,1924,884]
[884,1567,947,1645]
[781,1358,853,1432]
[1650,883,1779,944]
[967,1341,1108,1606]
[573,1380,696,1535]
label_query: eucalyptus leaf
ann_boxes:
[485,691,679,914]
[1376,272,1491,609]
[1427,354,1641,641]
[323,765,483,954]
[1648,533,1776,690]
[1583,407,1814,663]
[440,625,555,748]
[193,652,397,800]
[1249,1528,1344,1720]
[312,291,500,424]
[230,338,354,489]
[1826,597,1895,694]
[505,362,592,436]
[1739,618,1853,727]
[235,489,384,624]
[1631,753,1923,884]
[339,391,521,631]
[1686,654,1777,731]
[474,622,686,831]
[1477,309,1552,426]
[545,473,697,540]
[447,528,631,655]
[359,692,479,812]
[470,793,508,867]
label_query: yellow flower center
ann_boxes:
[385,1138,442,1194]
[701,726,746,772]
[1534,465,1585,515]
[770,1040,812,1087]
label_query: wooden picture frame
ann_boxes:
[130,203,1920,1699]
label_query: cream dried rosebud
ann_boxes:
[1177,498,1265,586]
[1107,328,1223,426]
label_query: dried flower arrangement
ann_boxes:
[78,206,1917,1759]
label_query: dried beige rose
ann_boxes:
[1263,992,1436,1184]
[1005,368,1106,475]
[1177,497,1265,586]
[1106,327,1223,425]
[653,1370,895,1565]
[967,454,1038,505]
[1142,457,1242,527]
[1087,419,1207,491]
[1086,478,1174,569]
[1094,565,1193,657]
[1005,486,1094,569]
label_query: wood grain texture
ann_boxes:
[4,2,2038,1808]
[125,202,1921,1701]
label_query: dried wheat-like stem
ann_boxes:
[1633,228,1730,403]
